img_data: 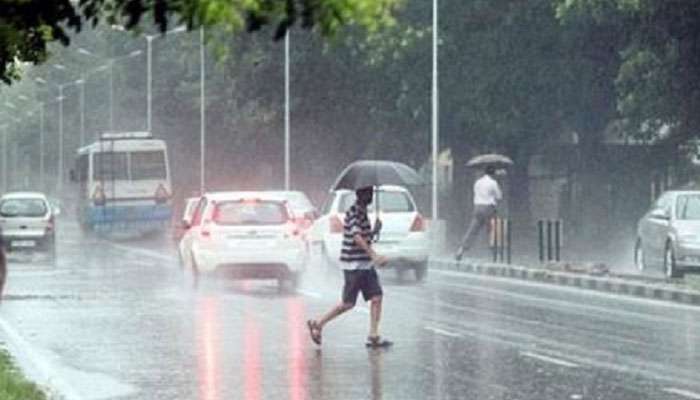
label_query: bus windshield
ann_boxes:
[131,151,167,180]
[94,152,129,180]
[92,150,166,181]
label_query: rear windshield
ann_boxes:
[0,199,48,217]
[676,195,700,220]
[213,201,289,225]
[131,151,167,180]
[339,191,415,213]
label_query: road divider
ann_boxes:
[430,258,700,307]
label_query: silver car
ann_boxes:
[0,192,57,263]
[635,190,700,278]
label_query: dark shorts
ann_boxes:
[342,268,383,305]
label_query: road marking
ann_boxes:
[297,289,323,299]
[106,242,177,263]
[663,388,700,399]
[520,351,579,368]
[424,326,461,338]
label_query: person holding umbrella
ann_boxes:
[307,160,423,348]
[455,164,503,261]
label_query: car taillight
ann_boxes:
[330,215,343,233]
[200,220,212,238]
[92,185,106,206]
[155,184,169,204]
[410,214,425,232]
[46,215,55,233]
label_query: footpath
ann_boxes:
[429,257,700,306]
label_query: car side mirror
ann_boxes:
[650,208,670,220]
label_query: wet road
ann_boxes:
[1,221,700,400]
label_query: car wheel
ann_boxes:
[664,242,684,279]
[634,239,646,272]
[414,262,428,282]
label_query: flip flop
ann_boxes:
[366,336,393,348]
[307,320,322,345]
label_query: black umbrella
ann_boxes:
[331,160,423,191]
[466,153,514,168]
[331,160,423,241]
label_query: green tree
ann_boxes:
[0,0,402,85]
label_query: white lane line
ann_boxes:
[0,315,82,400]
[663,388,700,399]
[297,289,323,299]
[424,326,461,338]
[106,242,176,263]
[520,351,579,368]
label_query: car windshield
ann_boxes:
[676,194,700,220]
[339,191,415,213]
[213,201,289,225]
[0,198,48,217]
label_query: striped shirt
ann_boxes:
[340,203,373,264]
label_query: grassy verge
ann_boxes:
[0,349,46,400]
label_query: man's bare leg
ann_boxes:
[369,295,382,338]
[317,302,354,330]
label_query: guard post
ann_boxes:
[538,219,563,262]
[490,217,511,264]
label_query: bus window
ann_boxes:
[131,151,167,180]
[94,152,129,180]
[76,154,89,182]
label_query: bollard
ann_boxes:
[491,217,511,264]
[538,219,564,263]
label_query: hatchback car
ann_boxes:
[178,192,308,290]
[635,190,700,278]
[311,185,429,281]
[0,192,57,262]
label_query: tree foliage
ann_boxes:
[0,0,402,84]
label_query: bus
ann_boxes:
[71,132,172,235]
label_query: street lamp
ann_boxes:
[111,25,187,133]
[76,48,142,132]
[431,0,439,220]
[200,27,206,195]
[284,30,291,190]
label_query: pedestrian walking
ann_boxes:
[307,186,393,348]
[455,165,502,261]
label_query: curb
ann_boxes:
[429,259,700,307]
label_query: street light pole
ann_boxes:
[431,0,439,220]
[1,125,6,193]
[284,30,291,191]
[39,102,45,191]
[109,59,114,131]
[200,27,206,195]
[58,84,65,194]
[78,76,85,146]
[146,36,154,133]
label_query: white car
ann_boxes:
[311,185,430,281]
[178,192,308,289]
[0,192,57,263]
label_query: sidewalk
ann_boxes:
[429,257,700,306]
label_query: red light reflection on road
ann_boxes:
[197,297,221,400]
[287,297,307,400]
[244,313,262,400]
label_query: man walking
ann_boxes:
[307,186,392,348]
[455,165,502,261]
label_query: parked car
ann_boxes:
[635,190,700,278]
[0,192,57,263]
[172,196,200,242]
[178,192,308,290]
[311,185,429,281]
